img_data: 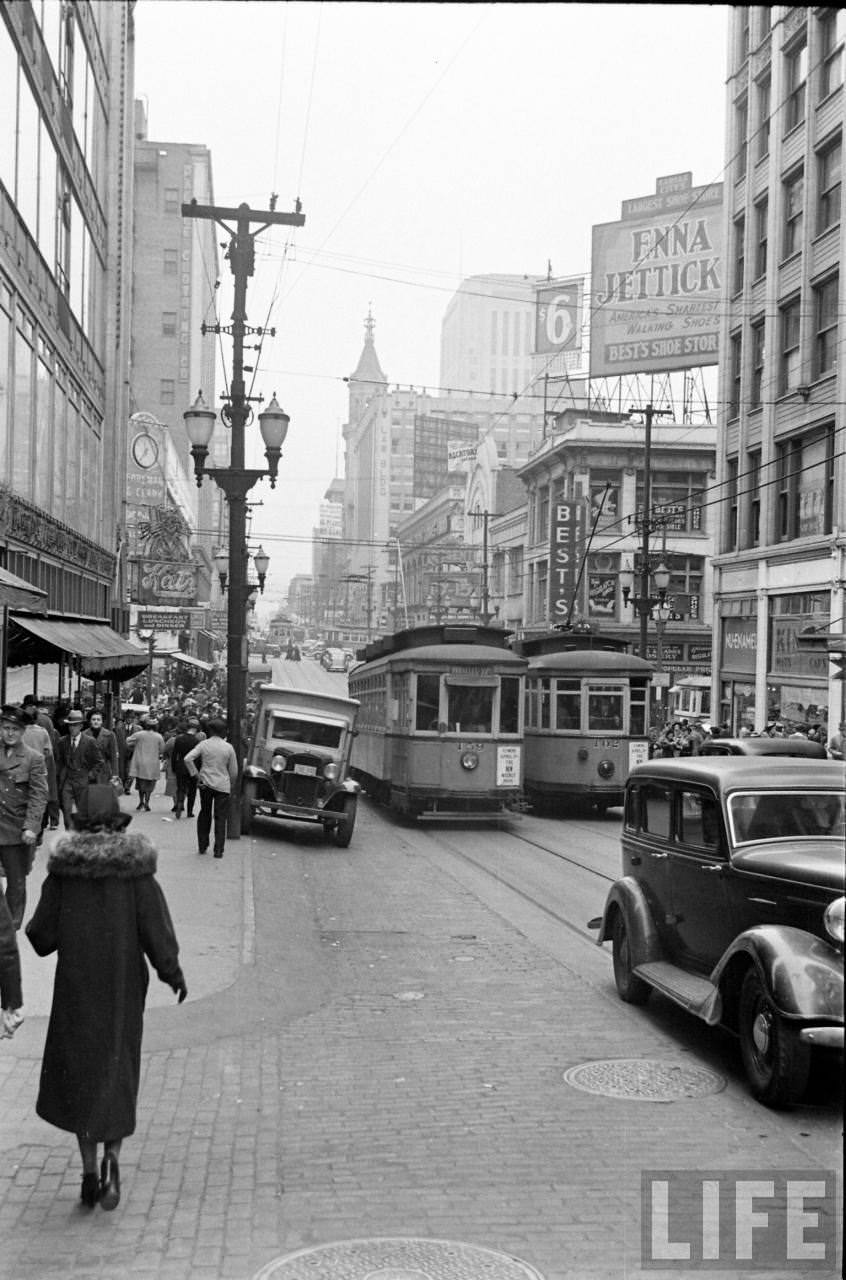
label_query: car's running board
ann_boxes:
[635,960,722,1024]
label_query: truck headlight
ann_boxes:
[271,756,286,774]
[823,897,845,944]
[323,762,338,781]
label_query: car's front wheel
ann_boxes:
[738,967,810,1107]
[611,913,651,1005]
[332,796,357,847]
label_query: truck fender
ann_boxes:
[712,926,844,1022]
[596,877,663,968]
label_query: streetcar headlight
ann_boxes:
[460,752,479,770]
[823,896,845,944]
[597,759,615,780]
[323,761,339,782]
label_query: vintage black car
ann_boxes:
[241,685,361,846]
[593,758,845,1107]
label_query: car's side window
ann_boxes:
[640,782,673,839]
[678,789,722,852]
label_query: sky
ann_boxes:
[134,1,729,602]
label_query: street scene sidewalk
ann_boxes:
[0,785,840,1280]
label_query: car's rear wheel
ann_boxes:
[738,967,810,1107]
[241,781,256,836]
[611,913,651,1004]
[332,796,357,847]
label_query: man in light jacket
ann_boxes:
[183,718,238,858]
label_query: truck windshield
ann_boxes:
[271,716,343,750]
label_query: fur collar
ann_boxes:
[47,831,158,878]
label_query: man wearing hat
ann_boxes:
[0,705,48,929]
[55,709,102,831]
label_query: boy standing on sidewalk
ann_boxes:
[183,719,238,858]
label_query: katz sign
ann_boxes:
[549,500,588,625]
[137,560,198,605]
[590,172,723,377]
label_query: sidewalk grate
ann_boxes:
[563,1057,725,1102]
[253,1237,546,1279]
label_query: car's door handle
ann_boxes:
[648,850,668,859]
[701,864,723,874]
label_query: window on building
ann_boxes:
[509,545,523,592]
[735,95,748,179]
[732,215,745,293]
[819,7,845,100]
[164,186,179,213]
[727,457,739,549]
[776,425,834,540]
[748,450,761,546]
[537,485,550,543]
[728,331,742,418]
[814,273,839,377]
[756,76,771,161]
[163,248,178,275]
[637,471,707,534]
[784,36,808,133]
[783,168,804,258]
[162,311,177,336]
[738,8,750,62]
[779,297,802,392]
[160,378,175,405]
[754,197,768,277]
[664,555,705,616]
[750,319,765,408]
[817,135,842,234]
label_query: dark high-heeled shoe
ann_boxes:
[80,1173,100,1208]
[99,1153,120,1210]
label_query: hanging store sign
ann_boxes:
[549,500,588,625]
[136,560,198,605]
[721,617,757,674]
[590,172,723,378]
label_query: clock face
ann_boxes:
[132,432,159,469]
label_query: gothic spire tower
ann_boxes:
[347,307,387,424]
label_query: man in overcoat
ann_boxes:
[55,709,101,830]
[83,711,119,784]
[0,704,48,929]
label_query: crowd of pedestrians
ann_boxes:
[650,716,835,757]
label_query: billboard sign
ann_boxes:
[534,278,583,355]
[549,500,589,625]
[590,172,723,378]
[447,442,478,472]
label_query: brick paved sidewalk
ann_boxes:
[0,796,840,1280]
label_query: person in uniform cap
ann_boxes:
[26,785,186,1210]
[0,704,48,929]
[54,709,101,830]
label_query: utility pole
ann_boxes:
[470,509,500,623]
[182,199,304,836]
[630,403,672,659]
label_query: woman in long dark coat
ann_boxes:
[26,786,187,1210]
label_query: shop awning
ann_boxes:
[167,651,215,672]
[8,616,149,679]
[0,568,47,610]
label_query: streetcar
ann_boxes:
[348,623,527,820]
[512,630,654,815]
[667,674,712,723]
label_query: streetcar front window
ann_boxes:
[415,673,440,731]
[447,685,493,734]
[500,677,520,734]
[587,686,624,731]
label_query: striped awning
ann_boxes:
[8,616,149,679]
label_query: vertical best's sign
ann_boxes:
[590,172,723,378]
[549,500,588,625]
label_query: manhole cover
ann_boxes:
[253,1237,545,1279]
[563,1058,725,1102]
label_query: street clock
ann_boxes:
[131,432,159,469]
